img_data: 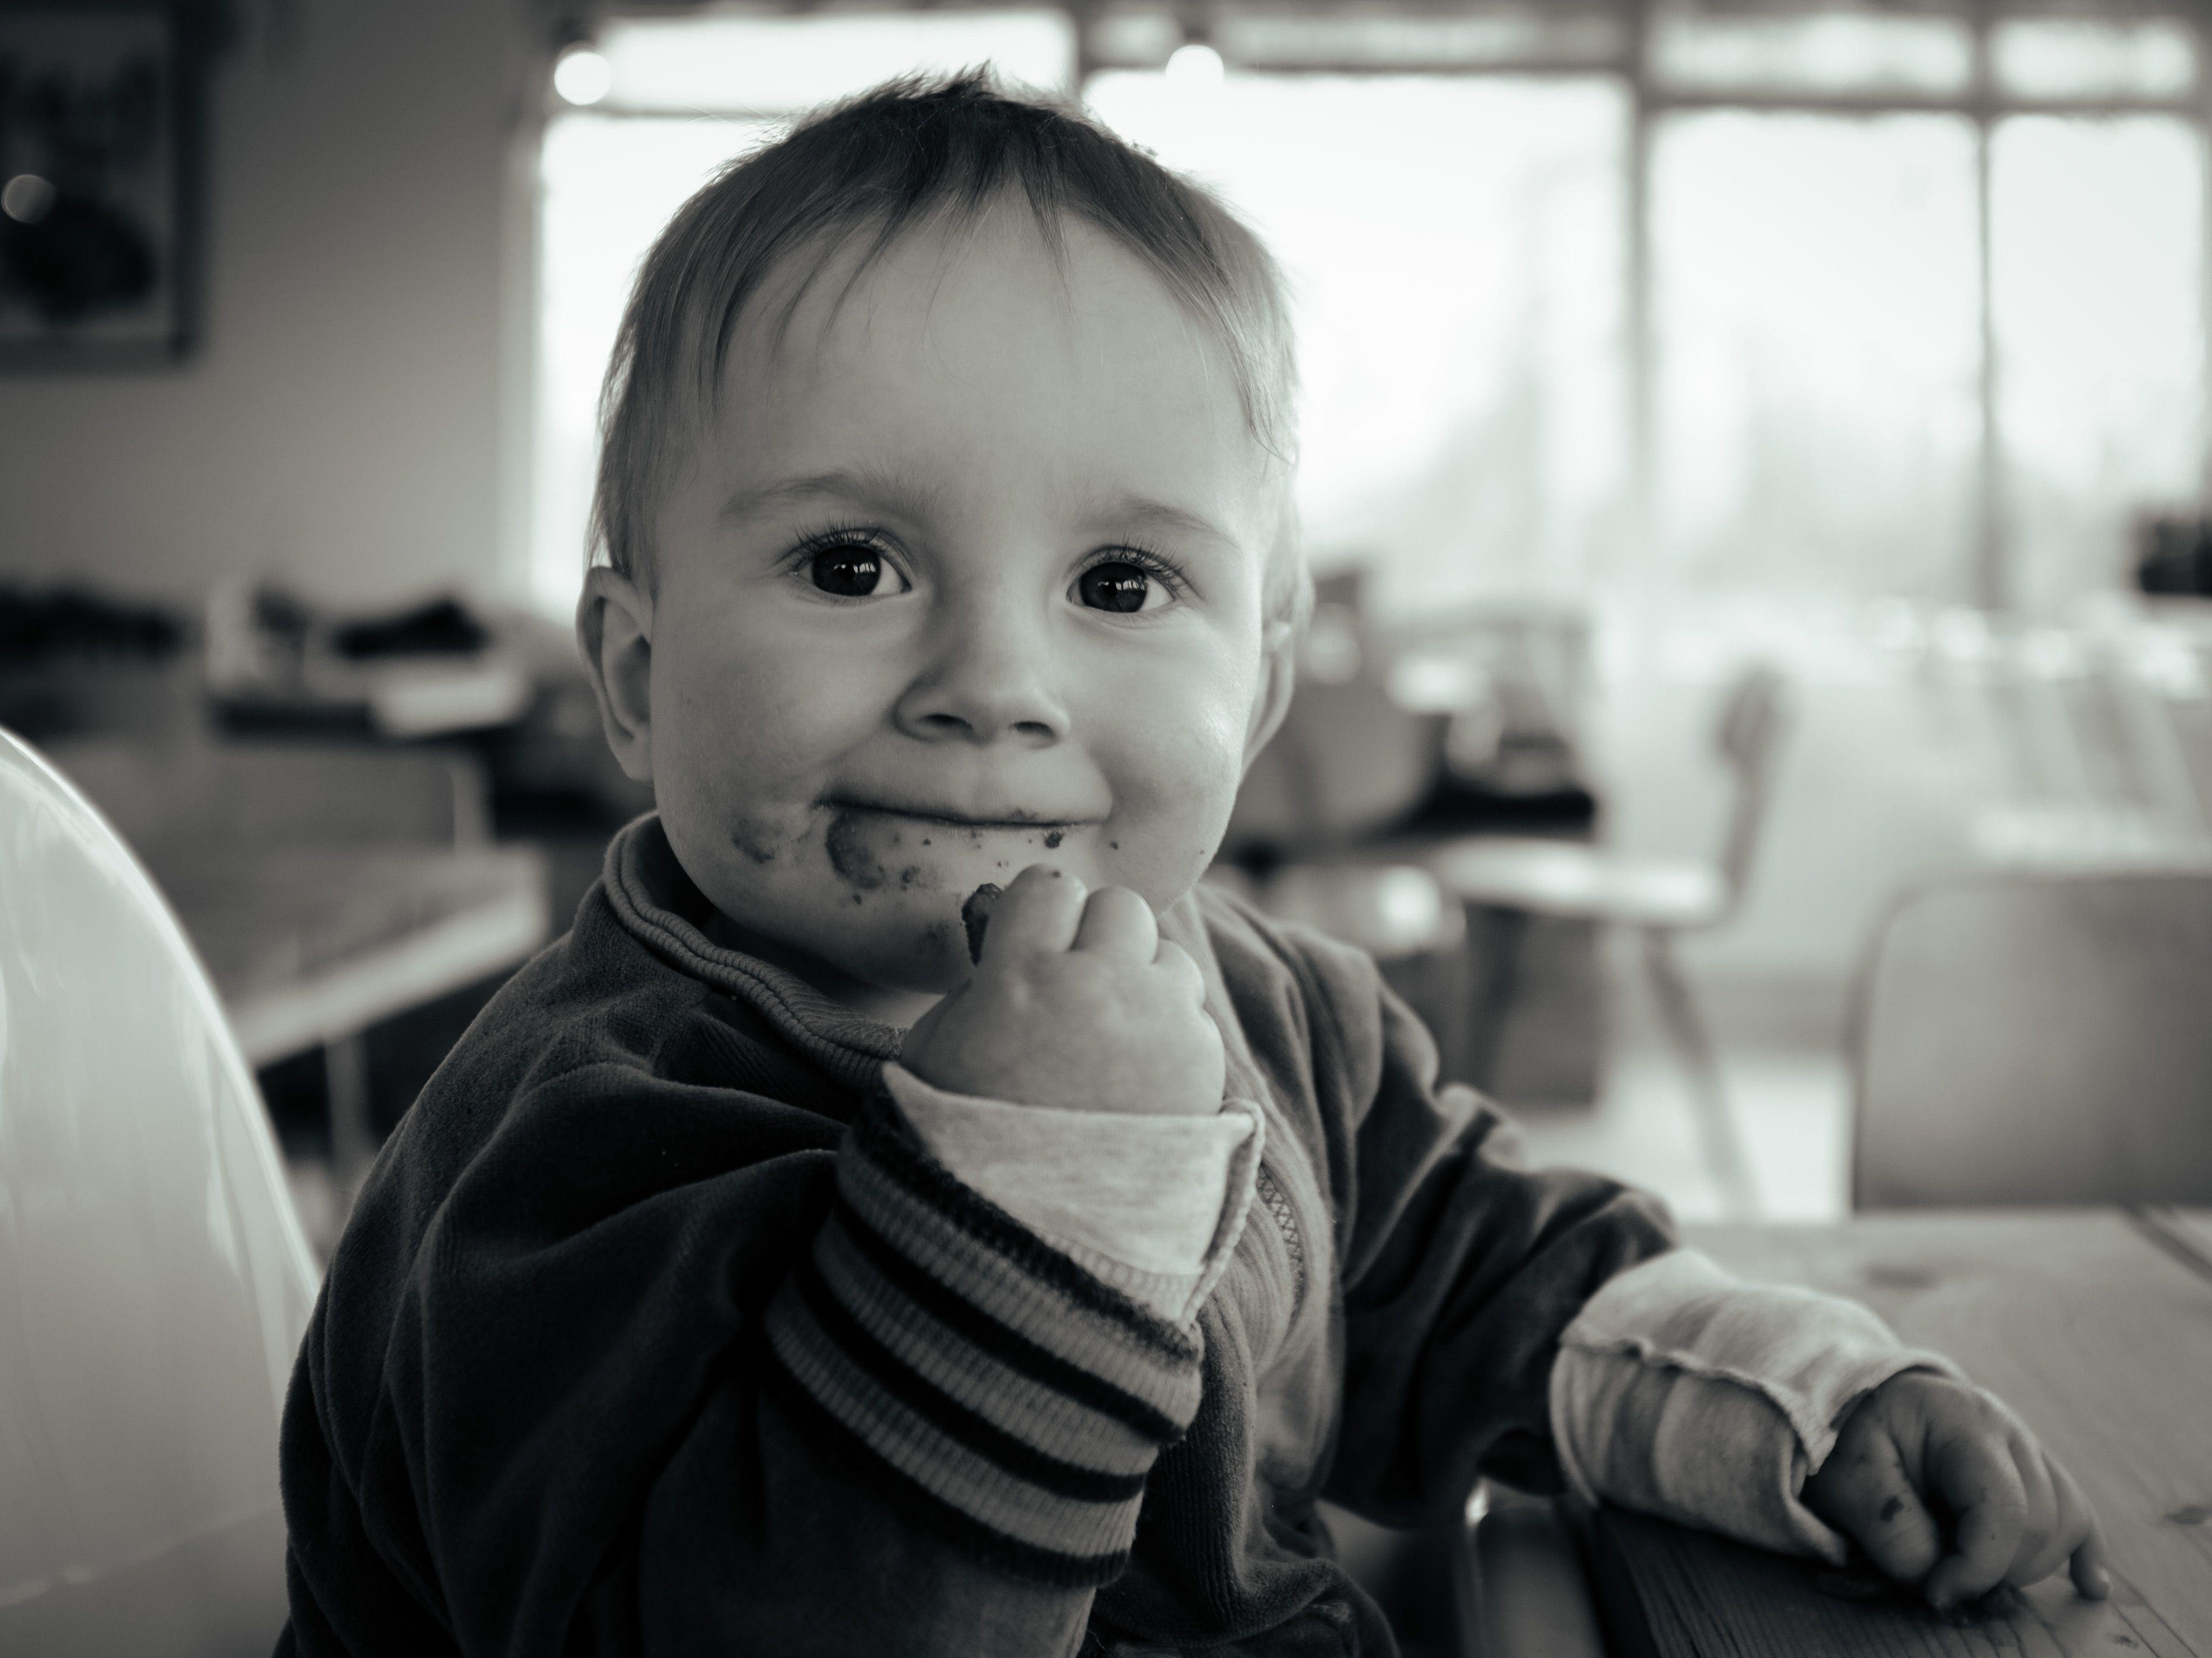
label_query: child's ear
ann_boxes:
[576,565,656,785]
[1242,618,1298,774]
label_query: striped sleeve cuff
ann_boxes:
[761,1095,1206,1586]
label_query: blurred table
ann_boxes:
[1593,1210,2212,1657]
[147,841,549,1068]
[148,841,549,1189]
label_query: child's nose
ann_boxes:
[893,597,1068,746]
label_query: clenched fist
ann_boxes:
[1804,1370,2110,1610]
[900,865,1225,1117]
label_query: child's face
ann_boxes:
[582,205,1291,1004]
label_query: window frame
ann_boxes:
[1084,0,2208,609]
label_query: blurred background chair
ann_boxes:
[1850,867,2212,1209]
[1218,576,1478,1080]
[0,728,316,1656]
[1423,665,1790,1218]
[1222,572,1618,1102]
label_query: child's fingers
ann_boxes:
[1071,886,1159,960]
[1817,1428,1944,1586]
[2051,1459,2112,1600]
[981,865,1087,960]
[1154,940,1209,1006]
[2001,1428,2063,1587]
[1923,1430,2031,1609]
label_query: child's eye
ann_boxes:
[807,542,908,598]
[1074,559,1172,615]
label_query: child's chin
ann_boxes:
[834,894,976,992]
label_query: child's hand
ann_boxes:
[900,865,1226,1117]
[1803,1370,2111,1610]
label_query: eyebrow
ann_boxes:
[718,466,944,526]
[1079,493,1241,552]
[719,470,1242,551]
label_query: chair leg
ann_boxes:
[1462,905,1529,1094]
[325,1030,377,1195]
[1459,1484,1609,1658]
[1640,929,1759,1220]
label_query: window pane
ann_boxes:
[1991,18,2197,103]
[1993,116,2203,610]
[594,11,1075,114]
[1651,113,1981,595]
[1213,10,1625,71]
[1085,5,1624,72]
[1649,5,1973,96]
[534,116,773,612]
[1085,73,1627,617]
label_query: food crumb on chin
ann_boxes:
[920,917,960,962]
[825,808,890,891]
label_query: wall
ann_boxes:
[0,0,544,611]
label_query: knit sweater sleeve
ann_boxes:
[279,1057,1208,1658]
[1277,928,1679,1526]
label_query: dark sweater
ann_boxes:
[277,819,1673,1656]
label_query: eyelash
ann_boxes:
[1079,542,1190,606]
[785,522,911,592]
[782,523,1193,605]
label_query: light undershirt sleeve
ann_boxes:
[882,1061,1264,1326]
[1547,1249,1967,1563]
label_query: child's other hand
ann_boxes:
[1803,1370,2111,1610]
[900,865,1226,1117]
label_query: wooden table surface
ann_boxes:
[1592,1210,2212,1658]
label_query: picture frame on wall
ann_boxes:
[0,2,208,368]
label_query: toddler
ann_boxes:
[278,74,2105,1656]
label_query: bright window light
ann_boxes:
[1211,11,1624,72]
[1087,73,1627,619]
[1993,117,2203,610]
[594,10,1074,113]
[533,117,774,614]
[529,12,1077,615]
[1651,113,1981,596]
[1650,8,1973,96]
[1991,19,2198,103]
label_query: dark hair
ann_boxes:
[590,70,1306,622]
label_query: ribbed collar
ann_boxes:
[601,815,902,1095]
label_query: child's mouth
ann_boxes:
[823,798,1086,833]
[820,801,1090,893]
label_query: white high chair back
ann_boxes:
[0,727,316,1655]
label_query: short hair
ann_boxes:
[590,70,1310,628]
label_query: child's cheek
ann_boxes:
[1103,680,1251,906]
[655,636,844,880]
